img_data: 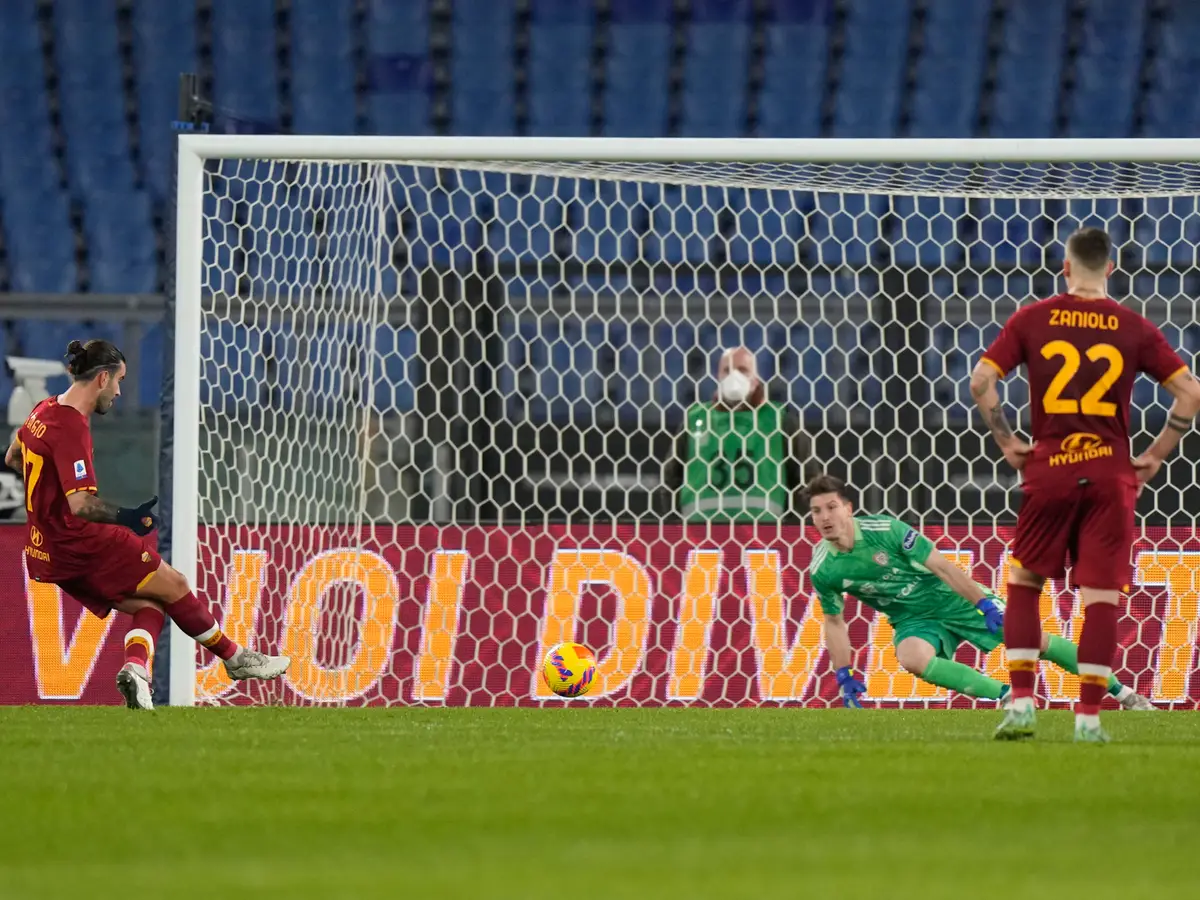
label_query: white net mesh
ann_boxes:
[191,156,1200,708]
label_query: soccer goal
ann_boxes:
[167,136,1200,708]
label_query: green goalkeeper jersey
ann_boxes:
[809,516,985,623]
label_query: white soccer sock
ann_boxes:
[1076,712,1101,729]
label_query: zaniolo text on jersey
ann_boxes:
[982,293,1187,487]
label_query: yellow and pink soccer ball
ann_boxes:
[541,642,596,698]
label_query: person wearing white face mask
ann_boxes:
[661,346,812,522]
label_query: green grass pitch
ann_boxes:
[0,708,1196,900]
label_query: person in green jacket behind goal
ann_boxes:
[806,473,1155,710]
[662,346,813,523]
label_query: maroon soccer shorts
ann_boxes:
[48,526,163,618]
[1011,477,1137,591]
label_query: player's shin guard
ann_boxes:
[1005,583,1042,702]
[124,606,165,675]
[165,592,239,660]
[1077,602,1118,717]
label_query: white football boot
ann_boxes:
[223,648,291,681]
[116,662,154,710]
[1118,690,1157,711]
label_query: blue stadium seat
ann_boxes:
[0,1,57,202]
[487,176,568,263]
[452,0,516,135]
[757,0,830,137]
[1132,197,1200,267]
[648,185,718,265]
[989,0,1067,137]
[372,325,419,413]
[366,0,430,134]
[528,0,594,136]
[729,189,800,266]
[1065,1,1145,138]
[132,0,197,199]
[908,1,988,137]
[808,193,884,267]
[681,0,752,137]
[211,0,279,127]
[966,198,1047,267]
[291,0,356,134]
[139,323,165,408]
[85,190,158,293]
[55,0,136,194]
[604,0,672,136]
[4,190,77,293]
[889,196,966,267]
[832,0,911,137]
[14,320,88,362]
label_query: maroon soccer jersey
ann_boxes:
[16,396,107,578]
[981,293,1187,487]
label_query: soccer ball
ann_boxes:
[541,642,597,698]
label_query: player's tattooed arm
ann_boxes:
[969,362,1013,444]
[970,360,1031,469]
[67,491,123,524]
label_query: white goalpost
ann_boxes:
[169,136,1200,708]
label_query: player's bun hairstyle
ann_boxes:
[805,473,853,504]
[1066,226,1112,272]
[64,339,126,382]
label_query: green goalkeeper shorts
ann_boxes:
[891,607,1002,660]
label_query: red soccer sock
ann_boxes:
[166,592,240,661]
[1076,601,1119,717]
[1005,583,1043,699]
[124,606,165,675]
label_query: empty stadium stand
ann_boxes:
[0,0,1194,431]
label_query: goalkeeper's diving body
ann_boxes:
[805,475,1153,710]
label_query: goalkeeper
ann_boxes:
[806,475,1154,710]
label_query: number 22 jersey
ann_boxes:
[981,293,1187,487]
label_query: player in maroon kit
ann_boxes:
[971,227,1200,742]
[4,339,289,709]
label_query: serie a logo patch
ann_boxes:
[73,460,87,480]
[902,529,918,551]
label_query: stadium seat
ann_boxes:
[909,1,988,137]
[890,196,967,268]
[989,0,1068,137]
[366,0,431,134]
[372,325,419,413]
[831,0,911,138]
[132,0,198,199]
[4,190,78,293]
[603,0,672,136]
[680,0,752,137]
[528,0,594,137]
[139,323,164,408]
[211,0,279,128]
[728,189,800,266]
[55,0,137,195]
[1065,1,1145,138]
[451,0,516,136]
[757,0,830,138]
[291,0,357,135]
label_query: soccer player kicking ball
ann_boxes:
[5,339,290,710]
[972,227,1200,743]
[806,474,1153,712]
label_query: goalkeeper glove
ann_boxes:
[116,495,159,537]
[976,594,1004,634]
[835,666,866,709]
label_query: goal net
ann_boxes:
[170,137,1200,709]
